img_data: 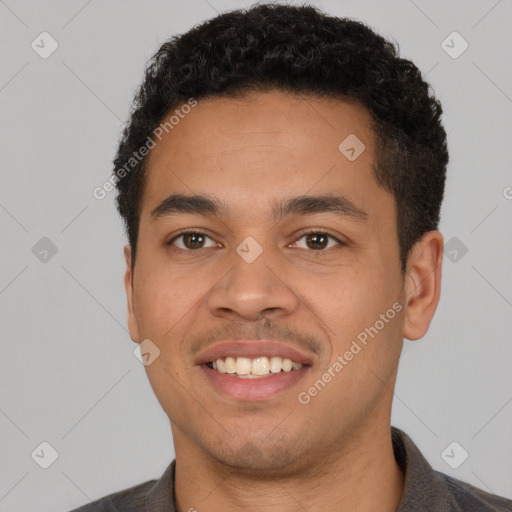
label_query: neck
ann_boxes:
[172,417,404,512]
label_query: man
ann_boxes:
[72,3,512,511]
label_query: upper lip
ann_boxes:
[195,340,314,366]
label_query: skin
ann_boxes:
[123,90,443,512]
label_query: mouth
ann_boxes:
[196,340,314,401]
[198,345,313,401]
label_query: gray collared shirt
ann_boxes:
[70,426,512,511]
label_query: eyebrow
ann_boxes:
[150,193,368,222]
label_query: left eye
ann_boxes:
[291,232,342,251]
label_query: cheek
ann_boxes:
[132,264,204,339]
[144,356,202,439]
[313,261,403,392]
[134,268,207,423]
[317,265,388,333]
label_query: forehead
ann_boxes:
[141,90,393,228]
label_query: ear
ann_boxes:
[402,230,443,341]
[124,244,141,343]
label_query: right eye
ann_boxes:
[167,231,220,251]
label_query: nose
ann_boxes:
[206,240,300,322]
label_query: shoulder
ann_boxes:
[437,471,512,511]
[391,427,512,512]
[68,478,157,512]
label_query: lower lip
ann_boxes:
[200,365,310,401]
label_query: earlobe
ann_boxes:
[402,231,443,341]
[124,244,141,343]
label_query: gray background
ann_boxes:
[1,0,511,510]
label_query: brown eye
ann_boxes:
[292,231,342,251]
[305,233,328,250]
[168,231,218,250]
[183,233,205,249]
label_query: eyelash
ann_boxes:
[166,229,345,253]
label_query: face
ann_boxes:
[124,90,438,474]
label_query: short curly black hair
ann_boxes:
[113,2,448,273]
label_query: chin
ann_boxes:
[206,437,312,477]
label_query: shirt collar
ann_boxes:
[145,458,176,511]
[392,427,451,511]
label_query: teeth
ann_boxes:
[252,357,270,375]
[225,356,236,374]
[282,358,293,372]
[217,358,226,373]
[270,356,282,373]
[235,357,252,375]
[210,356,304,376]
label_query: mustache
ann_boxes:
[188,318,322,356]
